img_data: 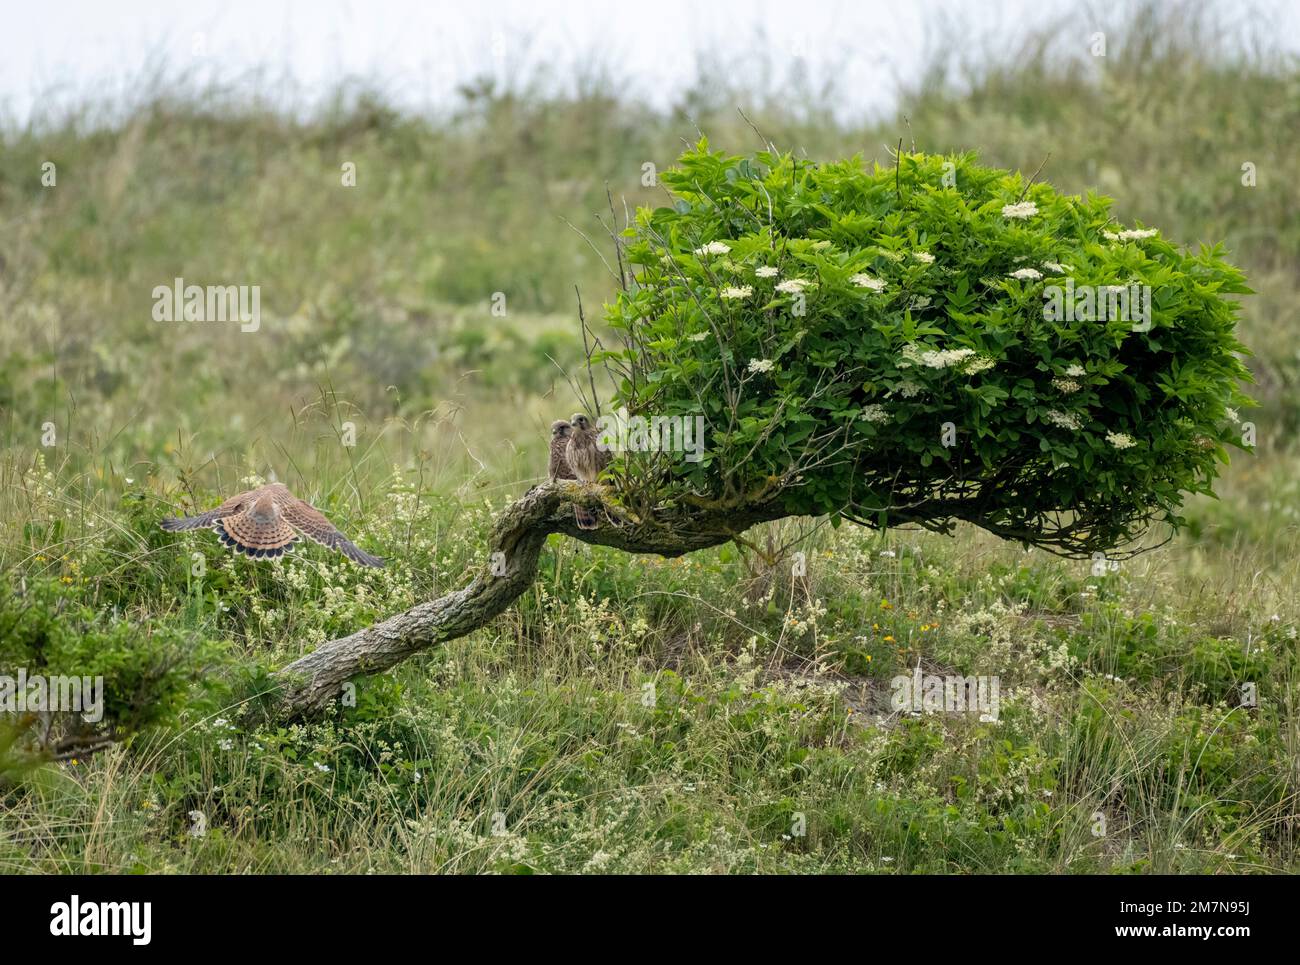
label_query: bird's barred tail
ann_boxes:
[217,515,298,559]
[574,505,599,530]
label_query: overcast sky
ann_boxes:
[2,0,1296,126]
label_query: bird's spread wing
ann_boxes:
[160,490,253,531]
[282,498,385,567]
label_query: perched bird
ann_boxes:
[160,482,384,567]
[565,412,611,530]
[548,420,576,481]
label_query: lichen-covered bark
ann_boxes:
[272,482,783,717]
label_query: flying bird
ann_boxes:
[548,420,576,481]
[565,413,611,530]
[160,482,384,567]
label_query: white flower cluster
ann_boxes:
[1001,201,1038,219]
[900,343,975,370]
[687,331,709,342]
[775,278,812,294]
[859,404,890,424]
[892,380,924,398]
[747,358,775,374]
[1043,261,1073,273]
[913,251,936,264]
[755,265,779,278]
[1064,363,1086,377]
[1010,267,1043,281]
[1103,228,1158,242]
[1043,409,1083,431]
[720,285,752,300]
[849,272,887,292]
[964,356,996,375]
[1051,378,1081,394]
[694,241,731,256]
[1106,431,1137,449]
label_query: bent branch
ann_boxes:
[271,482,784,718]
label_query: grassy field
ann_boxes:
[1,5,1298,872]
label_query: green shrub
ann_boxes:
[605,143,1253,556]
[0,577,223,768]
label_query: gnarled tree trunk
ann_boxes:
[272,483,783,717]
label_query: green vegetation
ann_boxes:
[611,145,1252,550]
[1,6,1297,872]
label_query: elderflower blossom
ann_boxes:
[963,356,996,375]
[1043,409,1083,431]
[720,285,752,300]
[687,331,709,342]
[912,251,935,264]
[1001,201,1038,219]
[903,345,978,370]
[755,266,779,278]
[859,404,890,424]
[892,380,924,398]
[849,273,886,292]
[1052,378,1081,394]
[1010,267,1043,281]
[1043,261,1072,273]
[1064,363,1086,377]
[775,278,812,294]
[1106,431,1137,449]
[748,358,775,374]
[694,241,731,256]
[1105,227,1159,242]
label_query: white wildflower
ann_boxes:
[849,273,886,292]
[859,404,890,424]
[720,285,752,300]
[687,331,709,342]
[963,356,996,375]
[748,358,775,374]
[916,347,977,369]
[912,251,935,264]
[775,278,812,294]
[1043,261,1072,273]
[1106,431,1136,449]
[1043,409,1083,431]
[694,241,731,256]
[1052,378,1081,394]
[1225,407,1240,423]
[755,266,779,278]
[1064,364,1086,377]
[314,762,331,773]
[1001,201,1038,219]
[1010,267,1042,281]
